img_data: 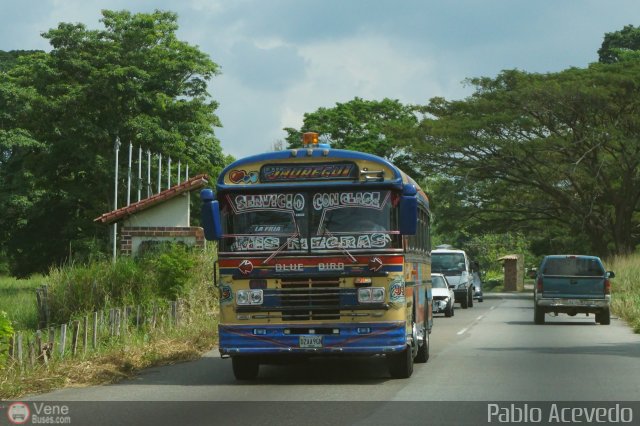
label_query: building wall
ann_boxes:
[503,254,525,291]
[123,194,190,228]
[120,226,205,256]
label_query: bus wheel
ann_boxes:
[468,290,474,307]
[388,344,414,378]
[414,327,429,363]
[460,294,469,309]
[232,356,259,380]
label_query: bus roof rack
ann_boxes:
[435,244,454,250]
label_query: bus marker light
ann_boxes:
[357,327,371,334]
[253,329,266,335]
[355,277,372,286]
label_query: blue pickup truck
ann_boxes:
[534,255,615,325]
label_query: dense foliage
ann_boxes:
[284,97,423,179]
[0,10,226,276]
[285,26,640,259]
[0,311,13,368]
[45,243,214,325]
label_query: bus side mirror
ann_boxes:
[399,184,417,235]
[201,188,222,241]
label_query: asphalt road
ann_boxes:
[23,292,640,425]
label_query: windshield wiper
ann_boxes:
[262,213,302,265]
[318,223,357,264]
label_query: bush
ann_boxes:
[0,311,14,368]
[45,243,215,325]
[145,244,196,300]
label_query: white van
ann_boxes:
[431,245,475,309]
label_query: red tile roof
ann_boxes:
[94,174,210,225]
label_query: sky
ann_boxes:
[1,0,639,160]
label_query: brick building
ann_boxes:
[94,174,209,257]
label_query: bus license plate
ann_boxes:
[299,335,323,348]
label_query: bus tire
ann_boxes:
[460,294,469,309]
[468,290,474,308]
[388,344,414,379]
[232,356,259,380]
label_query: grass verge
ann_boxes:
[0,275,46,331]
[0,316,217,399]
[607,254,640,333]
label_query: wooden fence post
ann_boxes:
[151,304,157,329]
[9,334,15,361]
[16,333,23,367]
[109,309,114,336]
[28,337,35,368]
[92,312,98,349]
[71,320,80,356]
[170,301,177,328]
[35,330,47,365]
[116,309,121,337]
[48,327,55,360]
[59,324,67,359]
[83,315,88,355]
[122,307,128,338]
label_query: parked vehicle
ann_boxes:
[431,273,455,317]
[471,260,483,302]
[534,255,614,325]
[431,245,474,309]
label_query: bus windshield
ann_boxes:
[218,189,401,254]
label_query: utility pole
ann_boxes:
[113,137,121,262]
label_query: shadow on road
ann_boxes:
[479,341,640,358]
[121,353,393,387]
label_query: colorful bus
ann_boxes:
[201,132,432,379]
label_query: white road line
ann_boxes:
[490,306,496,310]
[476,315,484,320]
[457,328,468,335]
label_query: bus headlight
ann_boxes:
[358,287,385,303]
[237,289,263,305]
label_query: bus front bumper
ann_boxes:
[218,322,407,356]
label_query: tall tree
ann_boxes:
[598,25,640,63]
[415,61,640,256]
[0,10,226,276]
[284,97,422,178]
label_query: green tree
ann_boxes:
[284,97,423,178]
[415,61,640,257]
[0,10,226,276]
[598,25,640,63]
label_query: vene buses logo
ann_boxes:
[260,162,357,182]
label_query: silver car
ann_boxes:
[431,273,455,317]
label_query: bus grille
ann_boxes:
[280,277,341,321]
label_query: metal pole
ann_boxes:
[158,153,162,193]
[147,149,151,198]
[126,142,132,206]
[113,137,121,263]
[177,160,181,185]
[137,146,142,202]
[167,157,172,189]
[185,163,189,181]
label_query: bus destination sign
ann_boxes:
[260,162,358,182]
